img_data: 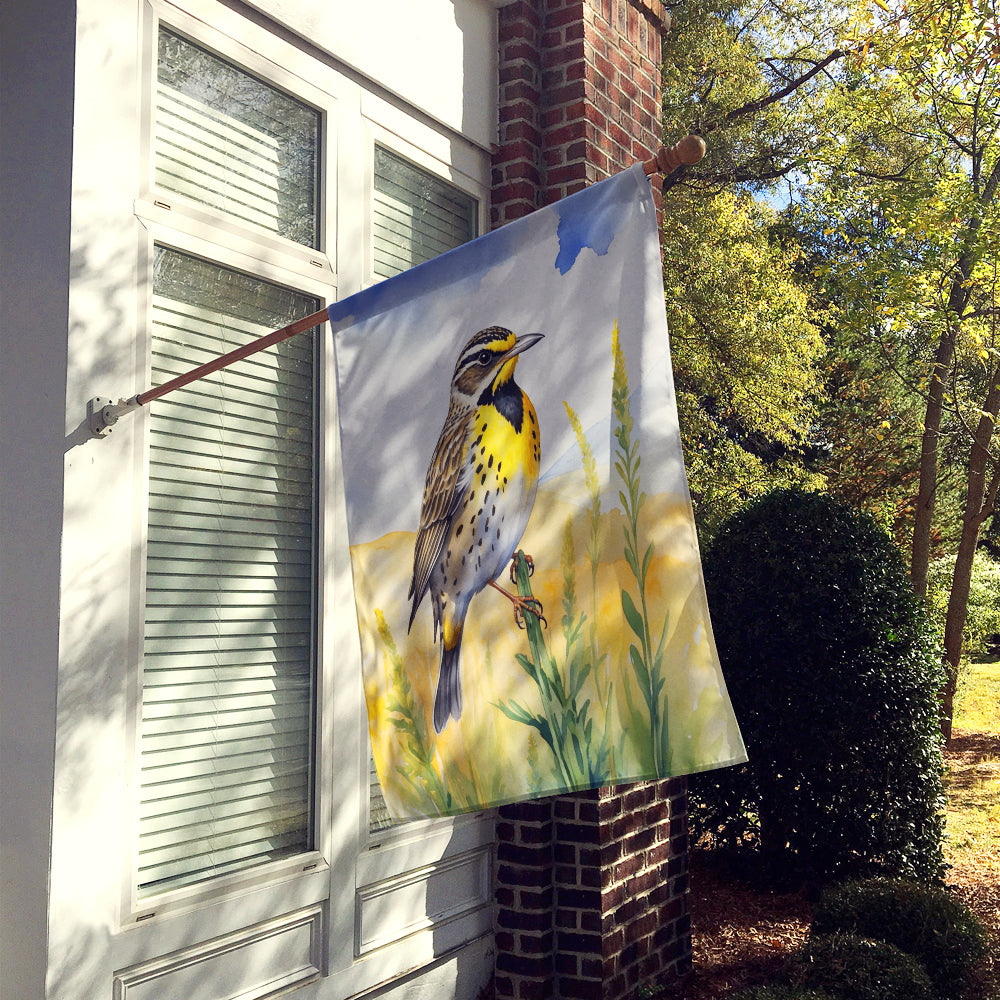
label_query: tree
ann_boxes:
[663,189,825,538]
[659,1,845,536]
[660,0,1000,737]
[802,0,1000,736]
[661,0,853,194]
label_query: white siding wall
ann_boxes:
[243,0,498,152]
[0,0,499,997]
[0,1,76,995]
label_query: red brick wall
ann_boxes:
[492,0,668,228]
[494,782,691,1000]
[490,8,689,997]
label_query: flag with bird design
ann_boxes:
[331,164,746,821]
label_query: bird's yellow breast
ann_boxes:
[471,393,540,484]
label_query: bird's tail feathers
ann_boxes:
[433,639,463,734]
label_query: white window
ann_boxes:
[136,23,325,901]
[155,27,321,247]
[372,144,477,279]
[113,3,494,994]
[140,247,319,895]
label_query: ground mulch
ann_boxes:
[659,733,1000,999]
[657,850,814,999]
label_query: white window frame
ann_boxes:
[111,0,496,992]
[122,224,336,926]
[362,116,488,291]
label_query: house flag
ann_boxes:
[330,164,746,820]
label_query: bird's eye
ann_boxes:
[477,350,492,365]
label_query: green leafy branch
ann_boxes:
[564,401,605,672]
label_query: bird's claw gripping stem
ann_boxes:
[513,595,546,630]
[491,556,547,630]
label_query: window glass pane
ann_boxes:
[156,28,320,248]
[138,246,318,895]
[372,146,477,279]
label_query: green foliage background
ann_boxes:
[660,0,1000,726]
[927,549,1000,659]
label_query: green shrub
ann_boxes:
[792,933,934,1000]
[691,489,946,881]
[812,878,988,998]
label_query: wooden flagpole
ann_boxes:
[88,307,329,436]
[88,136,704,437]
[136,307,329,406]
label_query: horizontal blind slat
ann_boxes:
[141,742,310,787]
[148,457,314,496]
[141,770,307,819]
[141,716,312,754]
[142,694,310,728]
[140,741,310,788]
[371,145,476,282]
[147,493,310,523]
[373,192,471,247]
[140,791,309,843]
[138,824,309,883]
[142,754,310,805]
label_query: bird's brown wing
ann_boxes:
[408,405,472,631]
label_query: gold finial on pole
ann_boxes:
[643,135,706,176]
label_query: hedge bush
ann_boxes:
[792,933,934,1000]
[811,878,987,998]
[691,489,946,881]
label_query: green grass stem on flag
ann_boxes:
[494,323,680,788]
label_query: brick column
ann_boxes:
[495,800,556,1000]
[492,3,691,999]
[492,0,668,226]
[493,1,544,227]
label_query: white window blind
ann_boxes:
[156,27,320,248]
[368,149,479,832]
[138,248,319,895]
[372,146,477,280]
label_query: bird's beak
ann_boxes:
[502,332,544,362]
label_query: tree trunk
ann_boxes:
[940,372,1000,741]
[910,329,955,598]
[910,160,1000,596]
